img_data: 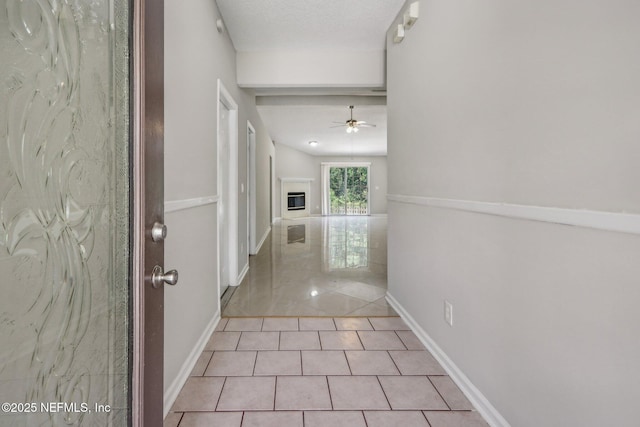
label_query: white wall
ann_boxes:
[237,50,385,88]
[275,143,388,217]
[386,1,640,426]
[163,0,275,410]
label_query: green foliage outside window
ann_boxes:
[329,167,368,215]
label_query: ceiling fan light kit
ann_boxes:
[331,105,376,133]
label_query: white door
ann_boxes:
[247,122,257,254]
[219,99,231,296]
[217,81,239,298]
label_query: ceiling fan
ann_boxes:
[331,105,376,133]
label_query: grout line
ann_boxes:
[394,330,409,350]
[376,375,393,411]
[278,331,282,350]
[344,350,353,376]
[325,375,334,410]
[214,377,227,411]
[362,410,369,427]
[296,317,300,331]
[300,350,304,376]
[355,330,366,350]
[387,349,403,375]
[318,331,323,350]
[366,317,374,331]
[252,351,258,376]
[234,333,241,351]
[427,375,452,411]
[273,376,278,411]
[421,410,433,427]
[199,351,214,377]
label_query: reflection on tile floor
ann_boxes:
[224,217,394,317]
[165,317,489,427]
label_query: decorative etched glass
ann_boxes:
[0,0,130,425]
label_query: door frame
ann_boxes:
[247,121,257,255]
[132,0,165,425]
[217,80,239,289]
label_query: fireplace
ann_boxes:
[280,177,312,219]
[287,192,306,211]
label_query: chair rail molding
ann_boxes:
[387,194,640,235]
[165,195,219,214]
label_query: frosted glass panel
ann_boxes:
[0,0,130,425]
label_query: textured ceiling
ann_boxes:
[216,0,405,51]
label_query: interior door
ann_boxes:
[219,100,231,296]
[0,0,137,425]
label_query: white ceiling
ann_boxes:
[216,0,405,52]
[216,0,405,157]
[257,102,387,156]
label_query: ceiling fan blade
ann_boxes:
[329,124,347,128]
[331,121,347,124]
[358,123,377,128]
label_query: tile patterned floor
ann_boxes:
[165,317,489,427]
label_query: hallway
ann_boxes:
[165,216,489,426]
[161,1,640,425]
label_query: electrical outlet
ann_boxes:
[444,300,453,327]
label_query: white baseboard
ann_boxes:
[385,292,510,427]
[163,312,221,418]
[235,262,249,286]
[254,226,271,254]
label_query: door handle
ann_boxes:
[151,265,179,288]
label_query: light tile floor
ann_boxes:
[224,217,396,317]
[165,317,489,427]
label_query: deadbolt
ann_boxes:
[151,222,168,242]
[151,265,179,288]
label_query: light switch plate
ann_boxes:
[444,300,453,327]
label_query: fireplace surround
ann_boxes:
[280,178,313,219]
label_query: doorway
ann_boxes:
[269,155,274,224]
[217,80,239,297]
